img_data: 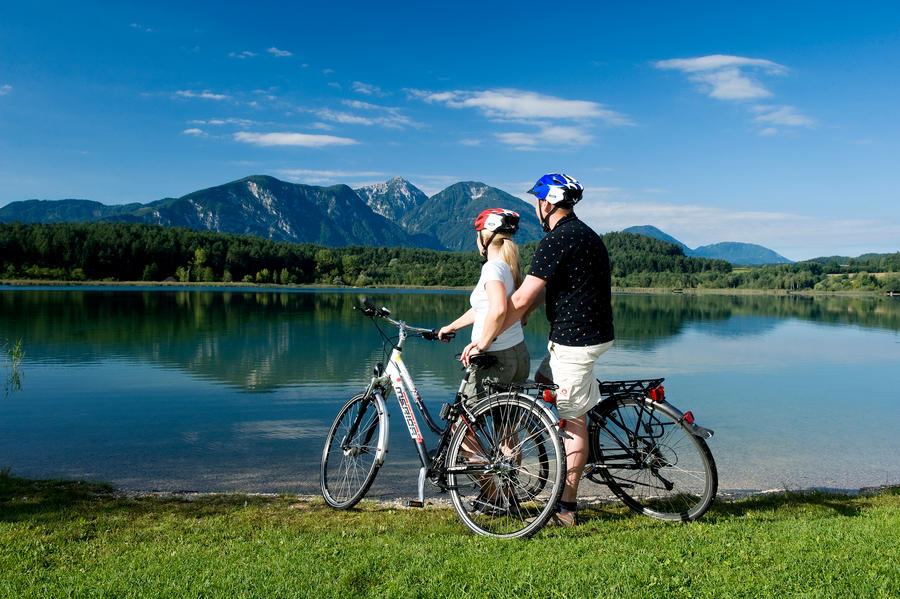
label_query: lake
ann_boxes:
[1,287,898,500]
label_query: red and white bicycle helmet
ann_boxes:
[473,208,520,234]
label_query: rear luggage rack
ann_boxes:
[598,378,665,396]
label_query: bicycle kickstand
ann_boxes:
[406,467,427,508]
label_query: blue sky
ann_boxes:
[1,1,898,260]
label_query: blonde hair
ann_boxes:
[487,233,523,288]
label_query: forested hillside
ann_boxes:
[1,222,898,292]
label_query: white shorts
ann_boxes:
[536,340,614,420]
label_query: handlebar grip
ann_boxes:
[423,329,454,341]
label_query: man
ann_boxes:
[507,173,615,526]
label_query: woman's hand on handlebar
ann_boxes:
[438,326,455,342]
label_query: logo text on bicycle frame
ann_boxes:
[386,359,424,442]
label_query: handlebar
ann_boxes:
[355,297,454,341]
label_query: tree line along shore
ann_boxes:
[1,221,898,293]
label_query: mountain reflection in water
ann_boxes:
[1,287,898,496]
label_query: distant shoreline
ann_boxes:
[0,278,891,297]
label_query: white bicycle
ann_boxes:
[320,298,566,539]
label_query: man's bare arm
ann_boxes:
[501,275,546,331]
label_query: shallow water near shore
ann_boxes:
[1,287,898,499]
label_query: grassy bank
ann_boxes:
[1,474,898,598]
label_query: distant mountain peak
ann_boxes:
[354,176,428,222]
[624,224,792,265]
[624,225,687,249]
[689,242,792,266]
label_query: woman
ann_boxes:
[438,208,529,401]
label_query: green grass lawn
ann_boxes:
[1,473,898,598]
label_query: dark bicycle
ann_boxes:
[583,379,717,521]
[483,376,717,522]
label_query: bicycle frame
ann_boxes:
[358,315,466,505]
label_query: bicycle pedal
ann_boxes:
[406,500,425,508]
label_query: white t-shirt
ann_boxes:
[470,259,524,351]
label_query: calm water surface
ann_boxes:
[1,287,898,499]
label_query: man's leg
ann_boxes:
[535,367,585,507]
[559,414,588,503]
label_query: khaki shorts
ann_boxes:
[462,341,530,404]
[536,340,614,419]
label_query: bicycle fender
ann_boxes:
[470,392,559,429]
[635,395,715,439]
[370,390,390,466]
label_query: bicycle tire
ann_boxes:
[446,392,565,539]
[589,395,717,521]
[320,392,387,509]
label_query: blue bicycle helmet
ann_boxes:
[527,173,584,205]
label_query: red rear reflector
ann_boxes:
[649,385,665,401]
[543,389,557,405]
[684,411,695,424]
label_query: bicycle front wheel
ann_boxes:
[446,393,565,539]
[320,392,387,509]
[589,396,717,521]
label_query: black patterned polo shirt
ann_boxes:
[528,213,614,346]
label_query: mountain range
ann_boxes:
[0,175,544,252]
[624,225,792,266]
[1,175,791,263]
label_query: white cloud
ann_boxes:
[343,99,386,111]
[182,128,205,136]
[655,54,787,101]
[229,50,257,59]
[410,88,626,149]
[314,109,376,126]
[496,132,537,148]
[655,54,816,133]
[277,169,387,184]
[460,139,482,146]
[751,105,816,128]
[267,47,292,57]
[352,81,383,96]
[130,23,153,33]
[496,124,594,149]
[188,118,257,127]
[233,131,358,147]
[175,89,230,100]
[0,84,11,96]
[312,105,418,129]
[411,88,631,125]
[577,198,900,260]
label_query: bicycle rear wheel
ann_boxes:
[446,393,565,539]
[589,396,717,521]
[320,392,387,509]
